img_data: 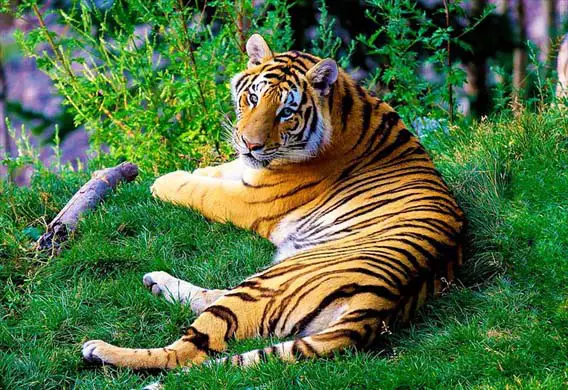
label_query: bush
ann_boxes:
[360,0,492,132]
[16,0,294,173]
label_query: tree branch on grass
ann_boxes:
[36,162,139,252]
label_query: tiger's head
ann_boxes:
[230,34,339,168]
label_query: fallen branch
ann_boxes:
[36,162,139,251]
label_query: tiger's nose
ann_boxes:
[242,135,265,151]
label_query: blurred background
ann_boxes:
[1,0,567,185]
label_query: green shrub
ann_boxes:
[15,0,294,173]
[359,0,491,130]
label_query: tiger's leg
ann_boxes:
[210,305,391,367]
[82,293,266,369]
[138,306,387,390]
[138,313,383,390]
[150,166,324,237]
[142,271,227,314]
[150,171,275,236]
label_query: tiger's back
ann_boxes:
[82,34,465,371]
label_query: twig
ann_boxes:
[235,0,248,52]
[100,105,134,137]
[442,0,454,123]
[32,4,92,124]
[221,3,247,54]
[32,4,76,82]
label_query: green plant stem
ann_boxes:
[32,4,75,83]
[176,0,208,117]
[442,0,454,123]
[31,4,92,126]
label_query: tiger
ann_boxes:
[82,33,465,371]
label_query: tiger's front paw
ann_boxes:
[150,170,193,201]
[82,340,120,366]
[192,166,222,178]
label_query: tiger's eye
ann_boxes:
[249,94,258,105]
[281,107,294,118]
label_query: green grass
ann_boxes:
[1,111,567,389]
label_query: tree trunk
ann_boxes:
[0,43,9,178]
[543,0,557,67]
[467,0,490,117]
[512,0,527,102]
[557,34,568,105]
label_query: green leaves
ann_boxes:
[16,0,294,173]
[360,0,490,130]
[311,0,342,60]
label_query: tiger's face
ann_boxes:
[230,34,338,168]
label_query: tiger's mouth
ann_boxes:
[241,152,271,168]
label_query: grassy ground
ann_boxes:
[1,111,567,389]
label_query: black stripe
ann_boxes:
[164,348,170,368]
[275,264,400,334]
[355,83,367,98]
[291,341,302,358]
[292,283,399,335]
[224,291,259,302]
[263,72,284,80]
[305,98,319,139]
[312,329,363,347]
[241,178,287,188]
[234,74,249,94]
[354,100,372,146]
[297,339,319,357]
[273,53,299,62]
[250,198,313,231]
[204,305,239,341]
[292,51,320,63]
[257,348,268,362]
[245,179,321,204]
[327,83,335,113]
[303,106,313,138]
[184,326,212,353]
[364,127,412,166]
[341,87,354,131]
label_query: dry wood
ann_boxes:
[36,162,139,251]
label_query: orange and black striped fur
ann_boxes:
[82,34,465,370]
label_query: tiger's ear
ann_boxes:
[246,34,273,69]
[307,59,338,96]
